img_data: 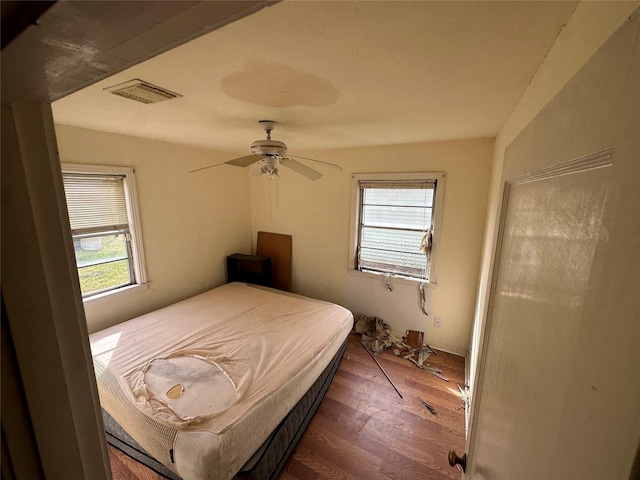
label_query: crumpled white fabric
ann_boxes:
[131,352,237,427]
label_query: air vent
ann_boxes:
[104,79,182,104]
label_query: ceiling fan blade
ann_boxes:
[280,158,323,181]
[189,154,267,173]
[189,162,226,173]
[286,154,342,171]
[226,154,267,167]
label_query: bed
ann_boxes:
[89,282,353,479]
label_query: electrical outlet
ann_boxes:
[434,316,443,328]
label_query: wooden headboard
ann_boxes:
[256,231,292,291]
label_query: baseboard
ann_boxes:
[429,343,468,358]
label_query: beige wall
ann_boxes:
[55,124,491,354]
[54,125,253,333]
[250,138,493,355]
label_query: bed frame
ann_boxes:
[103,339,347,479]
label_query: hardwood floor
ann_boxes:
[108,334,466,479]
[109,446,163,480]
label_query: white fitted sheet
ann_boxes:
[90,282,352,480]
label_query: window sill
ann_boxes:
[82,283,149,308]
[347,268,437,287]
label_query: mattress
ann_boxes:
[103,339,348,480]
[90,282,353,480]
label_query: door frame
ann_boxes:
[1,2,273,477]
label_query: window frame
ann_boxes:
[349,172,445,285]
[61,163,148,302]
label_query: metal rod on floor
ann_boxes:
[352,333,403,399]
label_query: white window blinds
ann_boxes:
[62,174,129,234]
[358,180,435,279]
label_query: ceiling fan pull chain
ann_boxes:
[269,175,273,223]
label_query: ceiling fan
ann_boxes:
[189,120,341,180]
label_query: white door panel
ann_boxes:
[470,158,611,479]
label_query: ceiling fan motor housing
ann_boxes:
[251,139,287,157]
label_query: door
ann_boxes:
[464,11,640,480]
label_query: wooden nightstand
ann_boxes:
[226,254,272,287]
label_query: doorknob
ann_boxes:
[448,449,467,472]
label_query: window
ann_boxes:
[61,163,147,299]
[350,172,445,283]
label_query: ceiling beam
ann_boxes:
[1,0,278,104]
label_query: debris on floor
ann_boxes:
[353,314,446,379]
[457,383,470,411]
[354,314,402,354]
[406,329,424,350]
[418,396,437,415]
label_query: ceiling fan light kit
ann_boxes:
[190,120,341,180]
[251,157,279,177]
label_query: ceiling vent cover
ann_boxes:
[104,79,182,104]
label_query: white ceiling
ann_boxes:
[52,1,578,156]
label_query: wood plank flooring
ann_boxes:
[108,334,466,479]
